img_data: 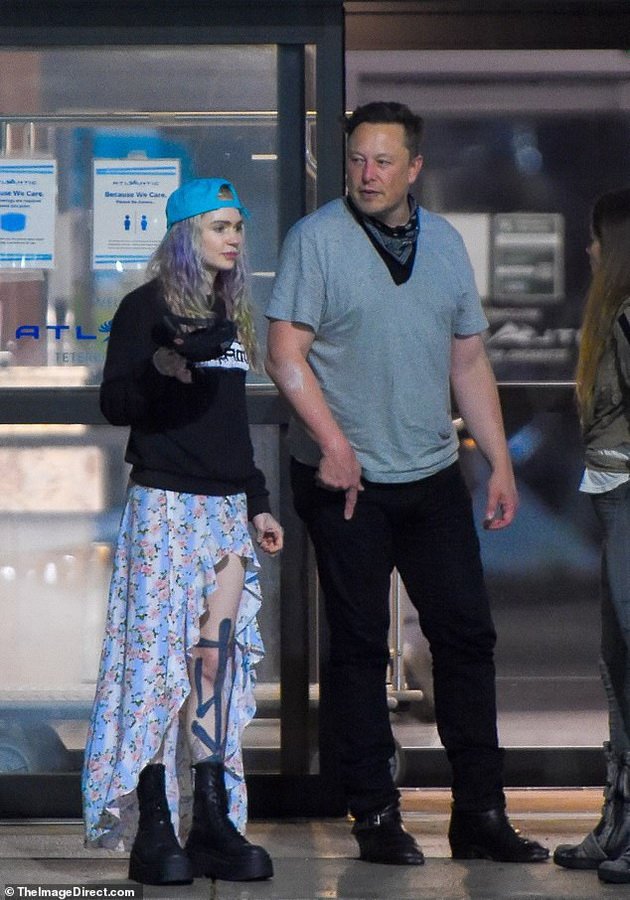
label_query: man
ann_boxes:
[265,101,548,866]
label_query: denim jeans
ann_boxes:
[291,458,505,818]
[592,481,630,755]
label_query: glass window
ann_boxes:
[346,49,630,383]
[0,47,280,386]
[0,45,290,778]
[0,421,282,774]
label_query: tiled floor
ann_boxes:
[1,789,625,900]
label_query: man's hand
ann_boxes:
[483,466,518,530]
[316,440,364,520]
[450,333,518,532]
[251,513,284,555]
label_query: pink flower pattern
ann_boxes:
[82,485,264,850]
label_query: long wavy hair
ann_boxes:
[576,188,630,427]
[147,213,260,370]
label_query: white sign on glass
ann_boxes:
[0,159,57,270]
[92,159,180,270]
[492,213,565,303]
[442,213,491,299]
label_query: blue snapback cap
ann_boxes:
[165,177,249,229]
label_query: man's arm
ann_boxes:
[266,319,362,519]
[450,333,518,529]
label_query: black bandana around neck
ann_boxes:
[346,194,420,285]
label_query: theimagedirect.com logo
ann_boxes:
[4,887,141,899]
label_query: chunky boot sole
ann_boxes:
[188,846,273,881]
[128,852,193,885]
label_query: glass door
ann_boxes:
[0,28,345,817]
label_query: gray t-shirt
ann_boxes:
[266,198,488,482]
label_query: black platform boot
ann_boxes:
[128,764,193,885]
[554,741,621,870]
[449,806,549,863]
[352,802,425,865]
[185,760,273,881]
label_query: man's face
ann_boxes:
[346,122,423,227]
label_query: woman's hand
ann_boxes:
[251,513,284,555]
[153,346,193,383]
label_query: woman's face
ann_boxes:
[199,207,244,274]
[587,234,601,273]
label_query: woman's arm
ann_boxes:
[100,291,175,426]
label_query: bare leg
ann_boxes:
[186,553,246,763]
[183,552,273,881]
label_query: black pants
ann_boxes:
[291,458,505,818]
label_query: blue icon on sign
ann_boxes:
[0,213,27,232]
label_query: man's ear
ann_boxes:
[408,155,423,185]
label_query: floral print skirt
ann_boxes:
[82,484,264,850]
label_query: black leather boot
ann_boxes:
[185,760,273,881]
[352,802,425,865]
[128,764,193,885]
[449,806,549,862]
[555,741,621,869]
[599,845,630,883]
[598,750,630,883]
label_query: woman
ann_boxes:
[82,178,283,886]
[554,188,630,885]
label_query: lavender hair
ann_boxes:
[147,214,260,370]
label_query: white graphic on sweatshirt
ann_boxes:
[191,339,249,371]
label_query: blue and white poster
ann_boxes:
[0,159,57,269]
[92,159,180,270]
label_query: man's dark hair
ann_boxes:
[344,102,424,157]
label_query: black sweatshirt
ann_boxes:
[100,278,270,519]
